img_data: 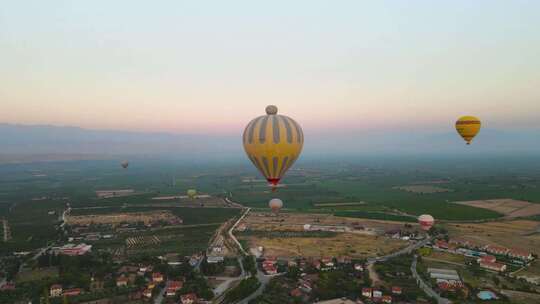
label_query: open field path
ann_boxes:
[367,263,381,286]
[422,257,466,267]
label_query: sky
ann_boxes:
[1,0,540,136]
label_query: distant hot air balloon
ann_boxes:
[121,161,129,169]
[243,105,304,188]
[187,189,197,199]
[268,198,283,213]
[418,214,435,231]
[455,116,481,145]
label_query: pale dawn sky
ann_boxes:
[1,0,539,135]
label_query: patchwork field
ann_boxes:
[237,211,410,258]
[66,210,182,226]
[239,211,411,233]
[453,199,540,218]
[393,185,452,194]
[312,202,366,207]
[501,290,540,303]
[446,220,540,255]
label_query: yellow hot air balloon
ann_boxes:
[243,105,303,188]
[187,189,197,199]
[455,116,481,145]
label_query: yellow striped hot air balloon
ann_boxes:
[455,116,481,145]
[243,105,303,188]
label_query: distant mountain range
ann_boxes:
[1,123,539,163]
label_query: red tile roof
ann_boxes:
[290,288,303,297]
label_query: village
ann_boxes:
[2,201,540,304]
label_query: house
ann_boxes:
[391,286,402,295]
[152,272,164,283]
[116,276,129,287]
[321,257,334,267]
[373,290,382,298]
[354,263,364,272]
[484,245,509,256]
[480,261,507,272]
[63,288,82,296]
[478,255,496,264]
[437,280,464,292]
[206,255,224,263]
[428,268,460,281]
[166,281,183,296]
[312,260,321,270]
[263,264,277,275]
[180,293,198,304]
[51,243,92,256]
[290,288,303,297]
[265,256,277,264]
[508,249,533,261]
[142,289,153,298]
[262,259,277,268]
[288,260,298,267]
[139,265,151,273]
[434,240,449,250]
[0,283,15,291]
[362,288,372,298]
[50,284,62,297]
[382,295,392,303]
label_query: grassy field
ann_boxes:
[242,232,407,259]
[334,211,416,222]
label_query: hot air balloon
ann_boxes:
[418,214,435,231]
[187,189,197,199]
[268,198,283,213]
[121,161,129,169]
[455,116,481,145]
[243,105,303,188]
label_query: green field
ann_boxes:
[2,156,540,253]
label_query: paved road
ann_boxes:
[367,237,430,265]
[237,269,282,304]
[228,207,251,256]
[411,255,451,304]
[211,256,247,298]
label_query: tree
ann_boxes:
[43,287,50,304]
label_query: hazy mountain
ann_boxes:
[1,123,539,163]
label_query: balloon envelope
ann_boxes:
[455,116,481,145]
[243,105,303,187]
[418,214,435,231]
[121,161,129,169]
[268,198,283,213]
[187,189,197,199]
